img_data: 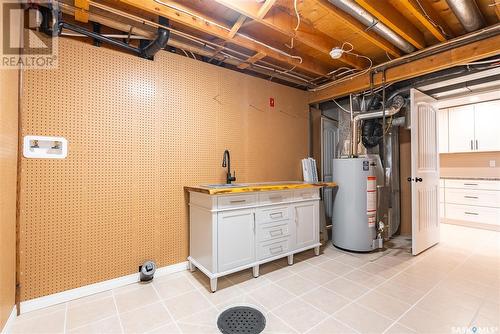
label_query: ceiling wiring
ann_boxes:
[152,0,304,65]
[414,0,450,38]
[285,0,301,49]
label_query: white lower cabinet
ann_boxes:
[188,188,321,292]
[442,178,500,229]
[294,202,319,250]
[217,210,256,272]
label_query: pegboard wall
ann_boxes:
[19,37,309,300]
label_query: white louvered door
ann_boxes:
[410,89,440,255]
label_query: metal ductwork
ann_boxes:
[327,0,416,54]
[446,0,485,32]
[351,95,405,156]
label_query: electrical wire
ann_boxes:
[152,0,304,65]
[180,49,190,58]
[414,0,450,38]
[285,0,301,49]
[463,57,500,65]
[331,98,352,113]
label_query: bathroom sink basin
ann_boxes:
[203,183,248,188]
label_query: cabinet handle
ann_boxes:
[253,212,256,233]
[470,140,473,150]
[464,196,478,199]
[230,199,246,204]
[269,196,282,201]
[475,140,478,150]
[269,212,283,219]
[464,212,479,216]
[270,230,283,237]
[463,183,478,186]
[269,245,283,254]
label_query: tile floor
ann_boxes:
[6,223,500,334]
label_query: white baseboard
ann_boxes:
[1,306,17,334]
[20,261,188,314]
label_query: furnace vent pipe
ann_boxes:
[351,95,405,156]
[446,0,485,32]
[327,0,416,54]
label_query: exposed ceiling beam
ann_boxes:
[398,0,453,42]
[309,33,500,103]
[494,2,500,21]
[257,0,278,19]
[214,0,370,69]
[313,0,402,58]
[228,15,246,39]
[114,0,331,76]
[353,0,426,49]
[74,0,89,22]
[237,51,267,69]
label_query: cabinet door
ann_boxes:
[448,105,474,153]
[293,202,319,250]
[474,100,500,152]
[438,109,449,153]
[217,209,255,272]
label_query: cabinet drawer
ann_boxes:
[445,188,500,208]
[257,220,290,242]
[258,191,292,205]
[445,203,500,226]
[444,179,500,191]
[257,237,290,260]
[294,188,319,201]
[218,194,257,209]
[256,206,290,223]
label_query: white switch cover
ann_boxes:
[489,160,496,168]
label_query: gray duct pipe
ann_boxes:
[446,0,485,32]
[351,95,405,156]
[327,0,415,54]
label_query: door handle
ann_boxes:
[407,177,422,182]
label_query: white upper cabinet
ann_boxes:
[444,100,500,153]
[438,109,449,153]
[474,100,500,152]
[448,105,475,153]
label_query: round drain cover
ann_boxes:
[217,306,266,334]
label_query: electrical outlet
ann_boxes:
[489,160,496,168]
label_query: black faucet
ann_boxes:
[222,149,236,184]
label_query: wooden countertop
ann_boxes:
[184,181,337,195]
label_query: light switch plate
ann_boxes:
[490,160,496,168]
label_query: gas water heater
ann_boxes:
[332,158,383,252]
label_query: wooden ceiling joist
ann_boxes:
[237,51,267,69]
[313,0,402,58]
[74,0,89,22]
[399,0,453,42]
[257,0,278,19]
[214,0,370,69]
[309,34,500,103]
[228,15,246,39]
[353,0,426,49]
[115,0,330,76]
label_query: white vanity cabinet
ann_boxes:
[187,188,321,292]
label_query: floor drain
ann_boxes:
[217,306,266,334]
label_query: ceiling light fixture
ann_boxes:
[329,47,343,59]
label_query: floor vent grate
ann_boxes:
[217,306,266,334]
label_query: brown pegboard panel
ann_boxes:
[19,37,309,301]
